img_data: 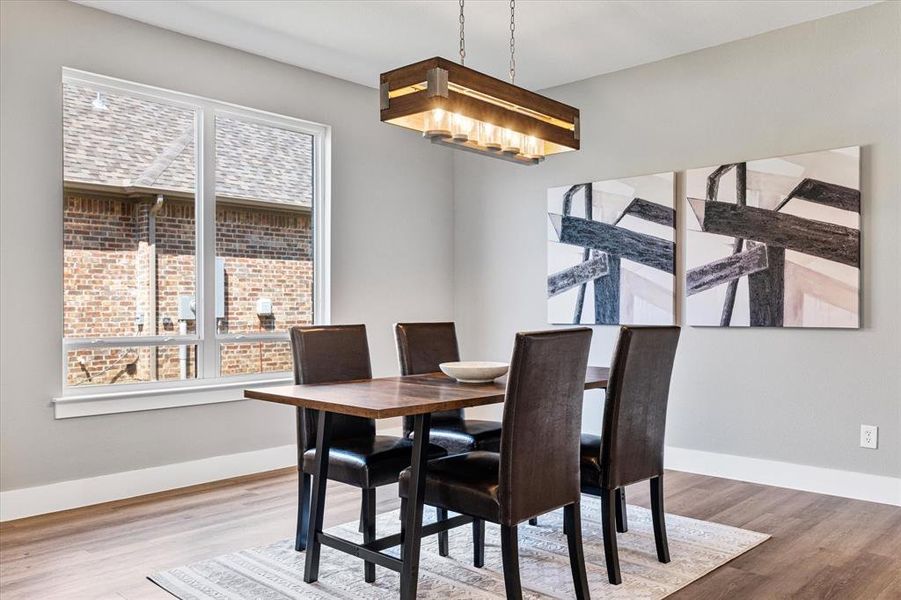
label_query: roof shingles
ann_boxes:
[63,83,312,207]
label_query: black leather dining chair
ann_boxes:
[394,321,502,562]
[395,322,503,454]
[580,325,681,584]
[399,328,594,599]
[290,324,446,583]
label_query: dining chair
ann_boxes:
[580,325,681,584]
[290,324,447,583]
[399,328,594,599]
[394,322,503,454]
[394,321,502,563]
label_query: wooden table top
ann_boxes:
[245,366,609,419]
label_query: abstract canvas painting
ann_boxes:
[547,173,676,325]
[685,147,860,328]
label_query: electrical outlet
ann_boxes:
[860,425,878,449]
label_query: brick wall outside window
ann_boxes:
[64,191,312,386]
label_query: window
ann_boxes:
[215,115,314,376]
[58,70,329,415]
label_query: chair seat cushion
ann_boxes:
[302,435,446,488]
[398,451,501,522]
[414,419,503,455]
[580,433,602,487]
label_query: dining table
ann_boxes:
[245,366,609,599]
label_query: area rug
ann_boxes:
[150,495,768,599]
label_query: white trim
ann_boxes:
[63,335,198,349]
[215,333,291,342]
[53,376,291,418]
[56,369,289,400]
[665,445,901,507]
[313,122,332,326]
[0,444,296,522]
[198,98,217,379]
[2,443,896,522]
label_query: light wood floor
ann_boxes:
[1,469,899,599]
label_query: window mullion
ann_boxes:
[198,106,219,379]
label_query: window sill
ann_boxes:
[52,375,293,419]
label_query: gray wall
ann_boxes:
[0,1,454,490]
[454,2,900,478]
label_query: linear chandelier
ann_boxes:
[379,0,579,165]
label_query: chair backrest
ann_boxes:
[394,322,464,434]
[497,328,592,526]
[290,324,375,451]
[600,326,680,490]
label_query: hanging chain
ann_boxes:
[459,0,466,65]
[509,0,516,83]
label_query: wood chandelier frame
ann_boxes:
[380,57,580,165]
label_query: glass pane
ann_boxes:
[219,341,292,377]
[215,116,314,340]
[63,82,197,339]
[66,345,197,387]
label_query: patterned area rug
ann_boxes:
[150,495,768,599]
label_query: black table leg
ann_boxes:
[399,497,407,561]
[295,473,311,551]
[303,410,333,583]
[400,413,431,600]
[437,507,449,557]
[295,408,312,551]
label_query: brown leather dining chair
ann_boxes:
[399,328,594,599]
[580,325,681,584]
[394,321,503,563]
[290,324,446,583]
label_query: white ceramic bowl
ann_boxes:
[439,361,509,384]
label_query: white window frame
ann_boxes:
[54,69,331,418]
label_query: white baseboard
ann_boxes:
[0,444,296,522]
[2,443,897,522]
[665,445,901,507]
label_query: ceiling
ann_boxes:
[75,0,880,90]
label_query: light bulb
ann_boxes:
[478,122,502,151]
[424,109,451,138]
[501,129,522,154]
[523,136,545,159]
[451,113,473,142]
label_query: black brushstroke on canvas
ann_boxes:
[615,198,675,227]
[720,163,747,326]
[776,178,861,213]
[594,255,621,324]
[564,184,593,323]
[706,163,739,201]
[690,199,860,267]
[550,214,675,273]
[562,183,589,216]
[686,243,768,296]
[547,253,609,297]
[748,246,785,326]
